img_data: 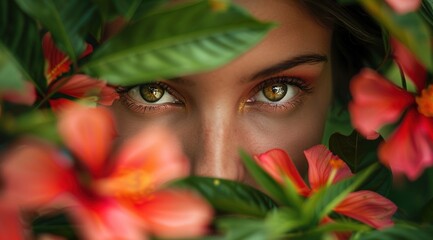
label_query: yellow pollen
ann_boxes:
[416,84,433,117]
[213,179,220,186]
[209,0,228,11]
[329,158,345,170]
[95,170,154,201]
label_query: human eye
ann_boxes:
[118,82,184,114]
[246,76,313,112]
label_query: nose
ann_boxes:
[188,107,245,181]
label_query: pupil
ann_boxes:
[139,84,164,102]
[263,83,287,101]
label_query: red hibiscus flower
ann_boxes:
[42,33,119,111]
[349,39,433,180]
[255,145,397,231]
[0,104,212,239]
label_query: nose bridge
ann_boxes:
[191,104,244,181]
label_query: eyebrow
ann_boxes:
[250,53,328,81]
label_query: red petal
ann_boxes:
[111,126,189,189]
[379,109,433,180]
[0,141,76,208]
[386,0,422,14]
[304,145,352,190]
[391,38,426,91]
[0,200,25,240]
[255,149,310,196]
[69,199,146,240]
[335,191,397,229]
[42,33,93,83]
[50,75,105,98]
[349,69,414,138]
[58,105,116,177]
[48,75,119,106]
[133,190,212,238]
[1,81,37,106]
[49,98,78,113]
[98,85,120,106]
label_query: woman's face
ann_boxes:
[109,0,333,185]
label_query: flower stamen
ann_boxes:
[327,158,345,186]
[416,84,433,117]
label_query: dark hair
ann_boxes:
[299,0,388,105]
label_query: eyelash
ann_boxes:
[117,82,184,114]
[246,76,313,112]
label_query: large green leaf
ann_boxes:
[111,0,168,21]
[352,223,433,240]
[360,0,433,71]
[0,0,45,93]
[171,176,277,217]
[329,131,392,196]
[15,0,97,61]
[83,0,274,86]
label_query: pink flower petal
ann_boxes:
[386,0,422,14]
[391,38,426,91]
[379,109,433,180]
[58,105,116,177]
[134,190,212,238]
[304,145,352,191]
[1,81,37,106]
[255,149,310,196]
[349,69,414,138]
[42,33,93,83]
[335,191,397,229]
[0,141,76,208]
[111,126,189,189]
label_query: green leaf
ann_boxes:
[303,164,377,224]
[15,0,97,61]
[239,150,293,207]
[421,197,433,223]
[217,217,269,240]
[0,110,59,144]
[360,0,433,71]
[0,0,45,93]
[170,176,277,217]
[32,212,79,239]
[83,0,274,86]
[111,0,168,21]
[352,223,433,240]
[321,102,353,146]
[284,221,370,240]
[329,131,392,196]
[421,0,433,29]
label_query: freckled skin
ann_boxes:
[109,0,333,186]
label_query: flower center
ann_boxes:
[416,84,433,117]
[95,170,155,202]
[327,158,345,186]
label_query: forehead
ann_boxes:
[188,0,332,80]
